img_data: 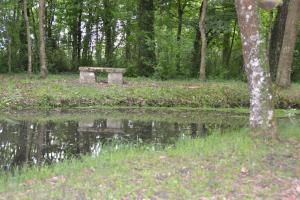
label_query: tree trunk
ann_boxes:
[137,0,156,77]
[191,4,201,77]
[222,32,231,68]
[38,0,47,78]
[266,11,273,67]
[125,19,132,63]
[269,0,289,81]
[191,26,201,77]
[23,0,32,76]
[176,0,184,74]
[235,0,277,137]
[227,20,237,76]
[199,0,208,81]
[82,10,93,66]
[8,38,12,73]
[77,4,83,66]
[276,0,300,88]
[103,0,114,67]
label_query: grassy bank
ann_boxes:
[0,74,300,110]
[1,126,300,199]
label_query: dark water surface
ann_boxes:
[0,108,279,170]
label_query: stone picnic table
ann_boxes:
[79,67,126,85]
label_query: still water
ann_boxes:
[0,109,250,170]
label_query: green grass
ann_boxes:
[1,73,300,110]
[1,127,299,199]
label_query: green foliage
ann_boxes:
[0,0,299,81]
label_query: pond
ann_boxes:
[0,108,296,170]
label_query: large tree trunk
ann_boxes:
[137,0,156,77]
[235,0,277,137]
[38,0,47,78]
[199,0,208,81]
[269,0,289,81]
[82,9,93,66]
[276,0,300,88]
[71,0,83,69]
[23,0,32,76]
[103,0,114,67]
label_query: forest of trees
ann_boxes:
[0,0,299,85]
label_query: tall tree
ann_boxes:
[269,0,290,81]
[176,0,190,74]
[137,0,156,76]
[103,0,114,67]
[38,0,47,78]
[276,0,300,88]
[199,0,208,81]
[23,0,32,76]
[235,0,277,137]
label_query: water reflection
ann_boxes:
[0,116,244,170]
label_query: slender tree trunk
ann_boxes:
[82,10,93,66]
[269,0,289,81]
[276,0,300,88]
[125,19,132,63]
[103,0,114,67]
[222,32,231,67]
[191,26,201,77]
[77,3,83,65]
[46,0,56,49]
[227,20,237,75]
[266,11,273,66]
[23,0,32,76]
[235,0,277,137]
[176,0,184,74]
[8,39,12,73]
[199,0,208,81]
[191,4,201,77]
[38,0,47,78]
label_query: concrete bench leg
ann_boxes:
[108,72,123,85]
[80,71,96,84]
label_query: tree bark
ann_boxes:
[222,32,231,68]
[103,0,114,67]
[82,9,93,66]
[235,0,277,137]
[176,0,184,74]
[269,0,289,81]
[23,0,32,76]
[8,38,12,73]
[276,0,300,88]
[38,0,47,78]
[199,0,208,81]
[137,0,156,77]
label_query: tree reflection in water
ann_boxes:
[0,116,244,170]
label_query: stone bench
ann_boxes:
[79,67,126,85]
